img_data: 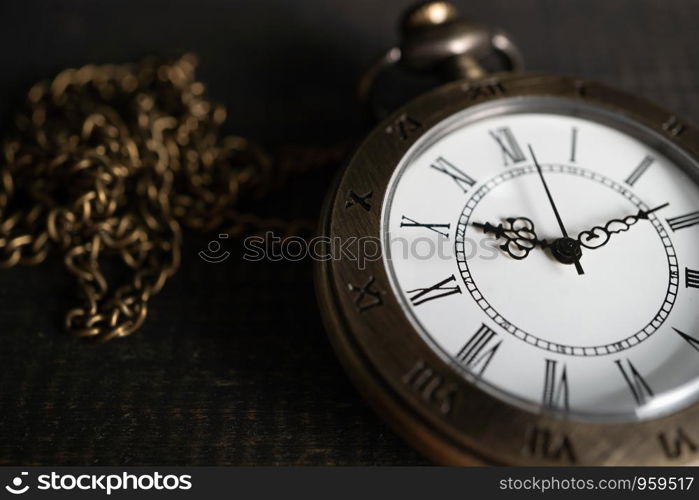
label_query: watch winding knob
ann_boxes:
[400,1,459,34]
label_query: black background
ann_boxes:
[0,0,698,465]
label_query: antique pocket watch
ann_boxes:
[316,1,699,465]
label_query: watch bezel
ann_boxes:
[315,72,699,465]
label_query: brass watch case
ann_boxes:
[315,72,699,465]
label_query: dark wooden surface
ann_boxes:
[0,0,698,465]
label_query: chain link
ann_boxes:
[0,54,347,341]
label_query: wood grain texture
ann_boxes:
[0,0,698,465]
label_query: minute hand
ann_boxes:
[528,145,585,275]
[577,203,670,250]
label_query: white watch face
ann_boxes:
[382,97,699,421]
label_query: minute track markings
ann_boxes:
[455,164,678,356]
[336,70,699,446]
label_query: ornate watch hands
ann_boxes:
[474,202,671,263]
[577,202,670,249]
[473,215,584,267]
[472,217,549,260]
[472,145,670,268]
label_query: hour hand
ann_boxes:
[472,217,549,260]
[577,203,669,250]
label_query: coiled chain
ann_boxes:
[0,54,346,341]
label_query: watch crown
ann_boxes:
[400,1,459,35]
[397,1,523,80]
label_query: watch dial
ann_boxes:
[382,97,699,421]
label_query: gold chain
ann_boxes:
[0,54,347,341]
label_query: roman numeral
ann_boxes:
[347,275,383,312]
[615,359,653,405]
[385,113,421,140]
[462,79,505,100]
[685,268,699,288]
[406,275,461,306]
[429,156,476,193]
[569,127,578,163]
[673,327,699,351]
[663,115,686,137]
[402,360,457,415]
[345,190,372,211]
[489,127,526,165]
[525,426,577,463]
[659,427,698,459]
[400,216,450,238]
[542,359,569,411]
[456,323,502,376]
[625,155,654,186]
[667,210,699,231]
